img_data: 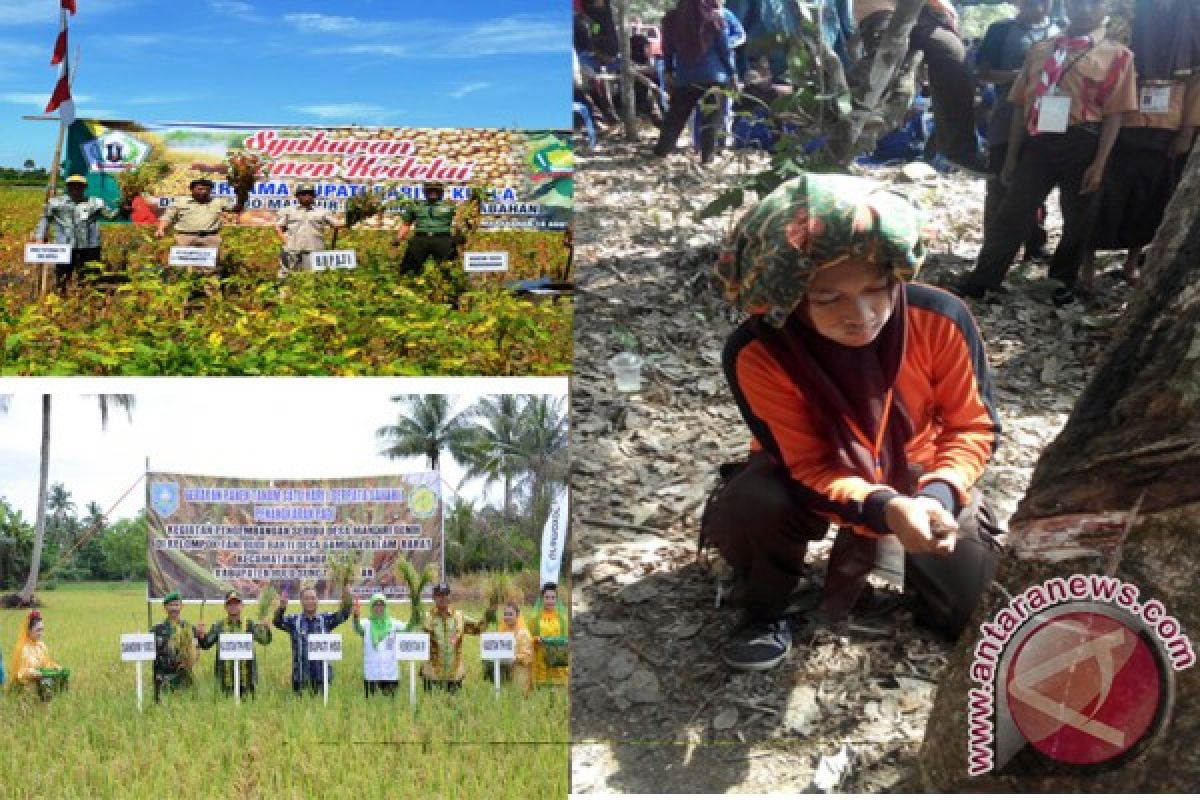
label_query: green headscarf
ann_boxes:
[715,172,927,327]
[368,593,395,647]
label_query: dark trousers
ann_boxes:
[364,680,398,697]
[860,10,978,161]
[703,453,1000,638]
[985,144,1047,259]
[653,82,723,162]
[967,127,1101,292]
[401,234,458,273]
[423,678,463,694]
[56,246,101,293]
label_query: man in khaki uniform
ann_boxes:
[274,183,340,278]
[155,178,231,253]
[32,174,122,292]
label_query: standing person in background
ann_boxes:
[32,174,122,293]
[653,0,742,164]
[530,583,569,687]
[976,0,1059,260]
[155,178,230,253]
[422,582,483,693]
[151,591,202,702]
[197,590,273,697]
[395,182,459,274]
[274,586,353,695]
[351,593,405,697]
[1081,0,1200,291]
[959,0,1138,306]
[275,184,340,279]
[856,0,990,174]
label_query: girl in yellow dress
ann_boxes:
[8,611,67,700]
[530,583,568,687]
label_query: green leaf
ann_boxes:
[697,188,744,220]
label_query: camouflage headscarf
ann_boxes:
[715,172,927,327]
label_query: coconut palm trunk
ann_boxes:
[19,394,51,604]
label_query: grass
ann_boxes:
[0,582,567,799]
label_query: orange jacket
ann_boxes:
[724,283,1000,535]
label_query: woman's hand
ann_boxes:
[884,496,958,555]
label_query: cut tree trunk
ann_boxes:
[829,0,924,163]
[19,394,51,604]
[917,148,1200,790]
[614,0,638,141]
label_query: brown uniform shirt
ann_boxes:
[276,205,336,252]
[162,197,232,234]
[1122,74,1200,131]
[1009,27,1138,130]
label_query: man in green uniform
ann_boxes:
[395,181,460,273]
[155,178,232,255]
[150,591,201,702]
[275,183,340,278]
[197,590,273,697]
[32,174,122,292]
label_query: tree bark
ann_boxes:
[19,394,51,604]
[614,0,639,140]
[916,147,1200,790]
[829,0,924,163]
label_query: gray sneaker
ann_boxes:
[722,618,792,671]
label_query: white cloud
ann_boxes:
[287,102,388,119]
[315,43,409,58]
[452,14,567,56]
[283,12,363,34]
[448,81,491,99]
[0,92,95,105]
[125,94,193,106]
[0,40,44,59]
[210,0,263,22]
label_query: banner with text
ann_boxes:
[64,121,573,232]
[146,472,443,603]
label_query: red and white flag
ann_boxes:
[51,26,67,65]
[61,0,77,14]
[44,73,75,125]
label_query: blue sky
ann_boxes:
[0,0,571,167]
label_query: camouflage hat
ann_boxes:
[189,177,215,189]
[715,173,926,327]
[224,590,242,604]
[295,183,316,195]
[65,174,88,185]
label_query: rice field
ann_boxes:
[0,583,568,799]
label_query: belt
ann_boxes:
[414,232,452,237]
[177,230,219,236]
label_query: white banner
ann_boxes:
[308,250,357,271]
[218,633,254,661]
[481,632,516,661]
[168,247,218,268]
[307,633,342,661]
[539,486,569,588]
[120,633,156,662]
[463,251,510,272]
[395,633,430,662]
[24,244,72,264]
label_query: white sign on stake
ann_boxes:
[395,633,430,708]
[307,633,342,706]
[24,244,72,264]
[219,632,254,705]
[463,251,510,273]
[121,633,155,712]
[481,632,516,699]
[120,633,156,662]
[168,247,218,268]
[307,250,357,271]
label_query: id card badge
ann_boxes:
[1037,93,1071,133]
[1140,86,1171,114]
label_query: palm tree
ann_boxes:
[444,493,478,575]
[512,395,569,535]
[457,395,527,519]
[6,394,135,605]
[375,395,474,472]
[46,483,76,547]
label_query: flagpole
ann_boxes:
[40,7,77,299]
